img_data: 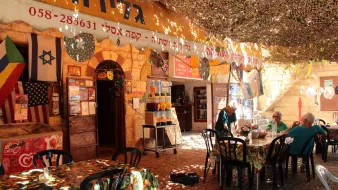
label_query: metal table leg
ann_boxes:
[162,128,165,150]
[155,126,159,158]
[174,125,177,154]
[257,172,259,190]
[142,126,145,155]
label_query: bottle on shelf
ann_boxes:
[159,93,166,111]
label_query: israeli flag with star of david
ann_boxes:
[28,33,62,82]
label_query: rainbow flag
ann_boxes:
[0,36,26,106]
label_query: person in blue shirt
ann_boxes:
[215,105,237,137]
[288,112,327,155]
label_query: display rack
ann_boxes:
[194,87,207,122]
[67,77,98,161]
[142,124,177,158]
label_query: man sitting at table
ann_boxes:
[266,111,288,132]
[288,112,327,155]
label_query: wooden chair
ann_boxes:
[265,135,287,189]
[217,136,252,189]
[0,163,4,175]
[201,129,218,182]
[80,168,125,190]
[316,165,338,190]
[285,134,316,181]
[112,147,141,166]
[33,149,74,168]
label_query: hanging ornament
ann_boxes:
[149,50,164,68]
[116,37,121,46]
[323,87,335,99]
[64,33,95,62]
[107,70,114,80]
[305,87,316,97]
[306,61,312,77]
[199,57,210,80]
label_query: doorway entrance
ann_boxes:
[95,60,126,157]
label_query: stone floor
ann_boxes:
[111,131,338,189]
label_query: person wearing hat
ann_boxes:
[215,105,237,137]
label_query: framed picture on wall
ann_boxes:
[68,65,81,76]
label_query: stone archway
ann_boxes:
[85,50,131,80]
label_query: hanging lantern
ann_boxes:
[323,87,335,99]
[305,87,316,97]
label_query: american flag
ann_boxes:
[0,81,49,124]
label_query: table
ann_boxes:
[213,135,275,189]
[327,125,338,140]
[142,124,177,158]
[0,159,158,190]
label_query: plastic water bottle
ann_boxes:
[272,120,277,137]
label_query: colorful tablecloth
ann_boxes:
[0,159,158,190]
[327,125,338,140]
[212,136,274,172]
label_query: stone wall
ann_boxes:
[0,21,149,149]
[259,62,338,126]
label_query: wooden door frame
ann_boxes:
[95,60,126,152]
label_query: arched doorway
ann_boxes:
[95,60,126,157]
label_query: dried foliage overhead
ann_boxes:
[158,0,338,62]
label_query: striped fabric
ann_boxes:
[0,36,26,106]
[0,82,49,124]
[240,69,264,99]
[28,33,62,82]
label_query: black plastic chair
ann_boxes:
[80,168,125,190]
[33,149,74,168]
[201,129,218,182]
[0,163,4,175]
[217,136,252,189]
[112,147,141,166]
[285,134,316,181]
[264,135,287,189]
[321,126,338,162]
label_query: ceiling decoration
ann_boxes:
[158,0,338,62]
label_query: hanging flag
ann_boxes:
[0,36,26,106]
[28,33,62,82]
[0,82,49,124]
[23,82,49,124]
[0,81,25,123]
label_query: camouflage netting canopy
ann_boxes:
[158,0,338,62]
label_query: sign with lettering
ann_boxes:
[173,55,201,79]
[0,0,262,65]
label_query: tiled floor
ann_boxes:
[104,131,338,189]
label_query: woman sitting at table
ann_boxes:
[287,112,327,155]
[215,105,237,137]
[266,111,288,133]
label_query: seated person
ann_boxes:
[266,111,288,132]
[215,105,237,137]
[288,112,327,155]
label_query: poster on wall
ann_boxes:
[173,54,201,80]
[324,80,333,88]
[14,94,28,121]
